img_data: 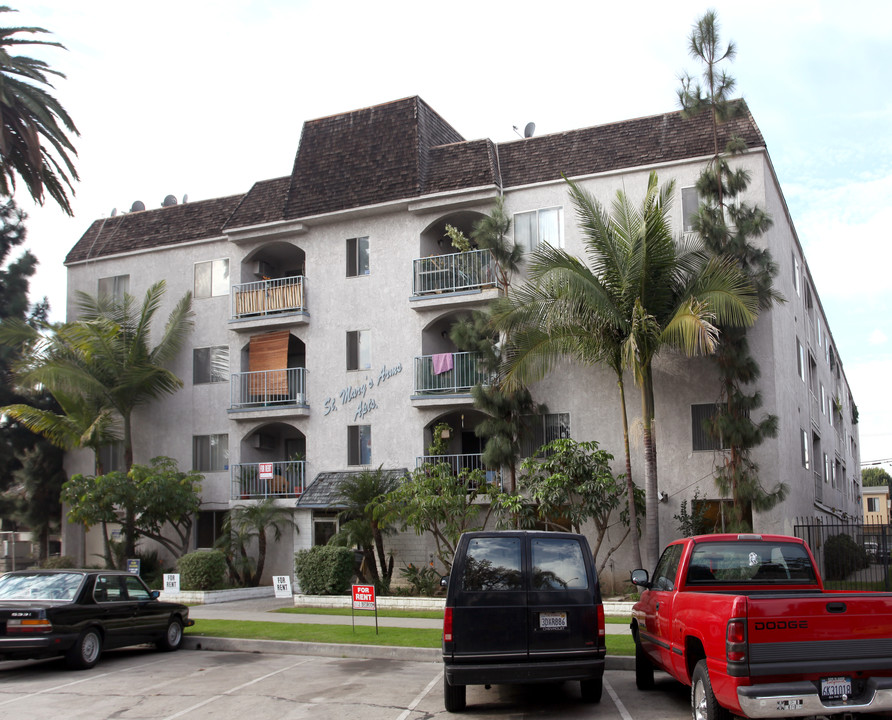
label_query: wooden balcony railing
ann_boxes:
[232,276,305,319]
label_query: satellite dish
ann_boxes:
[162,194,178,207]
[110,208,117,217]
[130,200,146,212]
[182,194,189,204]
[523,122,536,138]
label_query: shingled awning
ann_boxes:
[296,469,408,509]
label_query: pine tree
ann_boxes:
[679,10,787,529]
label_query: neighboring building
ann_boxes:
[62,97,861,585]
[863,485,890,525]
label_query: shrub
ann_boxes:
[134,549,168,589]
[178,550,227,590]
[294,546,355,595]
[40,555,77,569]
[824,534,869,581]
[400,563,442,596]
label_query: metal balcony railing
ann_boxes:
[414,352,489,394]
[412,249,497,296]
[232,276,306,319]
[415,454,502,490]
[230,368,307,409]
[231,461,305,499]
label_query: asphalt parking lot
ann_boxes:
[0,646,694,720]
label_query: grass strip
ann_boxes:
[277,607,630,625]
[185,619,635,655]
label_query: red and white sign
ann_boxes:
[352,584,376,610]
[258,462,274,480]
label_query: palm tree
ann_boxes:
[218,500,296,587]
[496,171,758,567]
[0,7,79,214]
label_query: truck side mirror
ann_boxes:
[630,569,651,588]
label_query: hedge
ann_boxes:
[294,545,354,595]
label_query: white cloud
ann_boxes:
[870,330,888,346]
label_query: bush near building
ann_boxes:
[178,550,227,590]
[294,545,354,595]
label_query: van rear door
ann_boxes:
[451,534,527,660]
[527,535,601,660]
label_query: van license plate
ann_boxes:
[820,676,851,700]
[539,612,567,630]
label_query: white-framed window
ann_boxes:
[514,207,564,251]
[682,186,699,232]
[824,453,830,484]
[193,346,230,384]
[346,236,370,277]
[348,425,371,466]
[868,497,879,513]
[98,274,130,301]
[347,330,371,371]
[792,254,801,297]
[193,434,229,472]
[796,339,806,382]
[194,258,229,298]
[820,384,826,415]
[800,429,809,470]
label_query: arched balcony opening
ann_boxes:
[413,211,497,297]
[230,331,307,410]
[232,241,306,319]
[231,422,306,500]
[417,411,501,489]
[414,312,492,396]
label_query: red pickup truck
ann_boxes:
[630,533,892,720]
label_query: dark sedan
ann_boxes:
[0,569,193,669]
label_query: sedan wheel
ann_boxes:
[157,618,184,651]
[65,628,102,670]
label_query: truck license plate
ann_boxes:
[539,612,567,630]
[820,676,852,700]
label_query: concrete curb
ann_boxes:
[181,636,635,670]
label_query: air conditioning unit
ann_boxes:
[252,260,273,278]
[252,433,276,451]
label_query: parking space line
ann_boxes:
[604,677,634,720]
[160,657,312,720]
[394,670,443,720]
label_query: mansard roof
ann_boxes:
[66,97,766,262]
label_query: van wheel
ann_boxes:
[444,676,466,712]
[691,660,731,720]
[580,677,603,703]
[636,641,655,689]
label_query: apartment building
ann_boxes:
[62,96,861,583]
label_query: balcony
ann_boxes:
[413,351,489,397]
[230,276,307,330]
[230,368,308,415]
[415,454,502,491]
[411,250,499,310]
[231,461,305,500]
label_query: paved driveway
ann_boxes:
[0,646,693,720]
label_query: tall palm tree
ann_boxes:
[0,7,79,214]
[496,172,758,567]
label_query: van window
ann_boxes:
[532,538,588,589]
[462,537,523,591]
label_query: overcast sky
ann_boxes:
[12,1,892,468]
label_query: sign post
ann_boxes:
[351,584,378,634]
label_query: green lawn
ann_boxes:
[279,607,631,625]
[185,619,635,655]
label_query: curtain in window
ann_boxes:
[538,208,562,248]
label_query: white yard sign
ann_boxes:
[163,573,180,593]
[273,575,292,598]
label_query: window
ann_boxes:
[800,429,809,470]
[193,434,229,472]
[193,346,229,384]
[98,441,124,474]
[348,425,371,466]
[346,236,370,277]
[817,321,823,349]
[514,207,563,251]
[98,274,129,300]
[651,544,683,591]
[682,186,699,232]
[196,510,227,548]
[868,497,879,513]
[346,330,371,371]
[691,404,728,451]
[824,453,830,483]
[531,537,588,590]
[194,258,229,298]
[796,339,806,382]
[123,575,151,601]
[521,412,570,457]
[820,384,826,415]
[462,536,522,591]
[792,254,801,297]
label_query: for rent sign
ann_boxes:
[352,584,376,610]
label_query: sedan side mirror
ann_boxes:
[630,569,651,588]
[150,590,161,599]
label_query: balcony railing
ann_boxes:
[416,454,502,490]
[412,249,497,296]
[414,352,489,395]
[231,461,305,499]
[231,368,307,409]
[232,276,306,319]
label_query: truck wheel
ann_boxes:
[65,628,102,670]
[636,642,655,690]
[691,660,731,720]
[580,677,603,703]
[444,675,466,712]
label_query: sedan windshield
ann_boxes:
[0,572,85,601]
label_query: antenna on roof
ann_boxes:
[130,200,145,212]
[513,122,536,139]
[182,194,189,204]
[162,194,178,207]
[110,208,117,217]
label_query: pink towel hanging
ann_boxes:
[432,353,454,375]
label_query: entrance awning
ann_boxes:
[296,469,408,509]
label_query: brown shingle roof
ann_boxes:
[224,176,290,231]
[65,194,244,264]
[426,139,500,194]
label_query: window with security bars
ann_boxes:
[691,404,729,451]
[521,413,570,458]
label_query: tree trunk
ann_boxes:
[617,372,643,569]
[641,371,660,569]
